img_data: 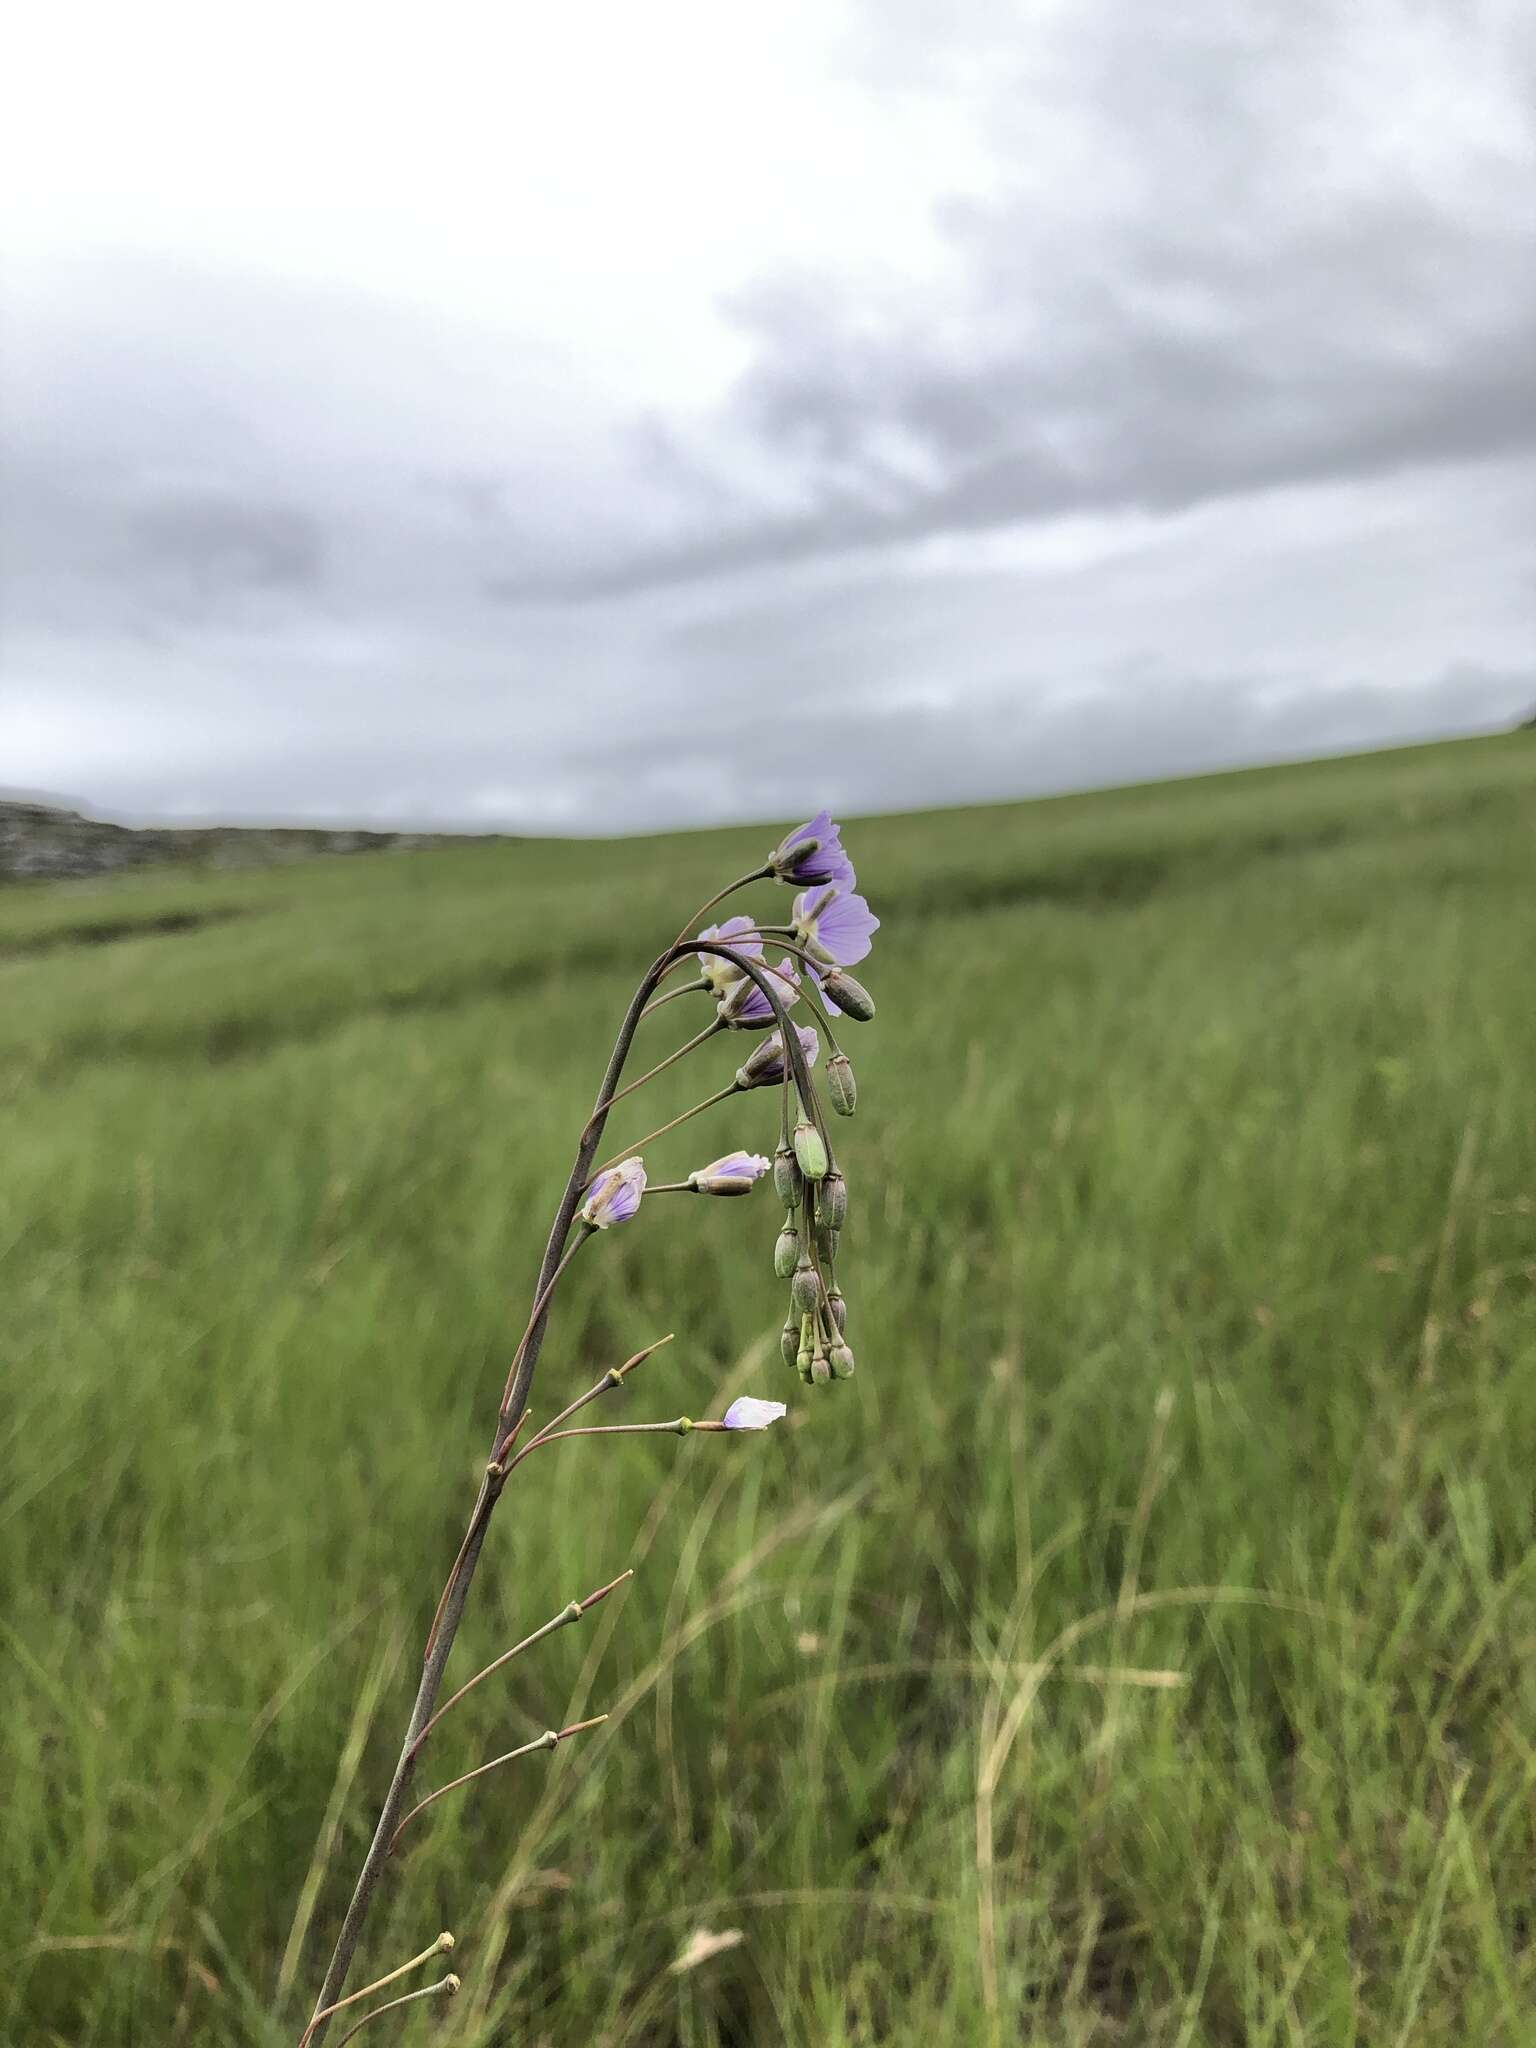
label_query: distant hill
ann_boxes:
[0,798,507,882]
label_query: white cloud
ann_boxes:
[0,0,1531,825]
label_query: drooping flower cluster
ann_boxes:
[578,810,879,1392]
[761,813,876,1384]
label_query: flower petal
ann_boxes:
[723,1396,788,1431]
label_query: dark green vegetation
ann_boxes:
[3,735,1534,2046]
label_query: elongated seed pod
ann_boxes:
[790,1255,822,1316]
[818,1170,848,1232]
[825,1052,857,1116]
[822,970,875,1022]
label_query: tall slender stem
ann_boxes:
[303,938,809,2040]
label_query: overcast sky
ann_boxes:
[2,0,1532,831]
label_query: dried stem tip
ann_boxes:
[298,1934,456,2047]
[390,1717,609,1854]
[333,1974,461,2045]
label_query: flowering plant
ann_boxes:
[298,815,880,2040]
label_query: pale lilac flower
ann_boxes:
[580,1156,647,1229]
[689,1152,771,1196]
[769,810,855,890]
[717,955,799,1029]
[792,885,879,1010]
[722,1396,788,1431]
[697,915,764,998]
[735,1022,820,1091]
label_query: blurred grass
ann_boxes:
[2,733,1534,2045]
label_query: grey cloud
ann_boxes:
[4,1,1534,830]
[526,666,1536,830]
[79,664,1535,832]
[503,0,1536,601]
[127,492,326,601]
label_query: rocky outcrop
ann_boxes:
[0,799,502,881]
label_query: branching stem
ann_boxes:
[303,939,811,2041]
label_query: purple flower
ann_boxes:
[722,1396,787,1431]
[792,885,879,1011]
[580,1157,647,1229]
[734,1022,820,1091]
[793,885,879,966]
[689,1151,772,1196]
[717,955,799,1029]
[769,810,855,890]
[697,915,764,999]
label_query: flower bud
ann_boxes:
[792,1117,828,1181]
[780,1315,800,1369]
[829,1339,856,1380]
[688,1151,770,1197]
[790,1254,822,1316]
[773,1143,803,1209]
[580,1157,647,1229]
[818,1169,848,1232]
[773,1222,801,1279]
[825,1052,857,1116]
[822,969,876,1022]
[827,1286,848,1334]
[796,1314,815,1383]
[809,1339,832,1385]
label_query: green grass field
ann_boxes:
[3,734,1534,2046]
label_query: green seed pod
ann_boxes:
[825,1051,857,1117]
[818,1169,848,1232]
[829,1339,856,1379]
[773,1221,801,1279]
[796,1314,815,1383]
[814,1220,840,1263]
[792,1117,829,1181]
[827,1286,848,1335]
[822,969,876,1022]
[790,1254,822,1316]
[773,1143,803,1209]
[810,1341,833,1386]
[780,1315,800,1370]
